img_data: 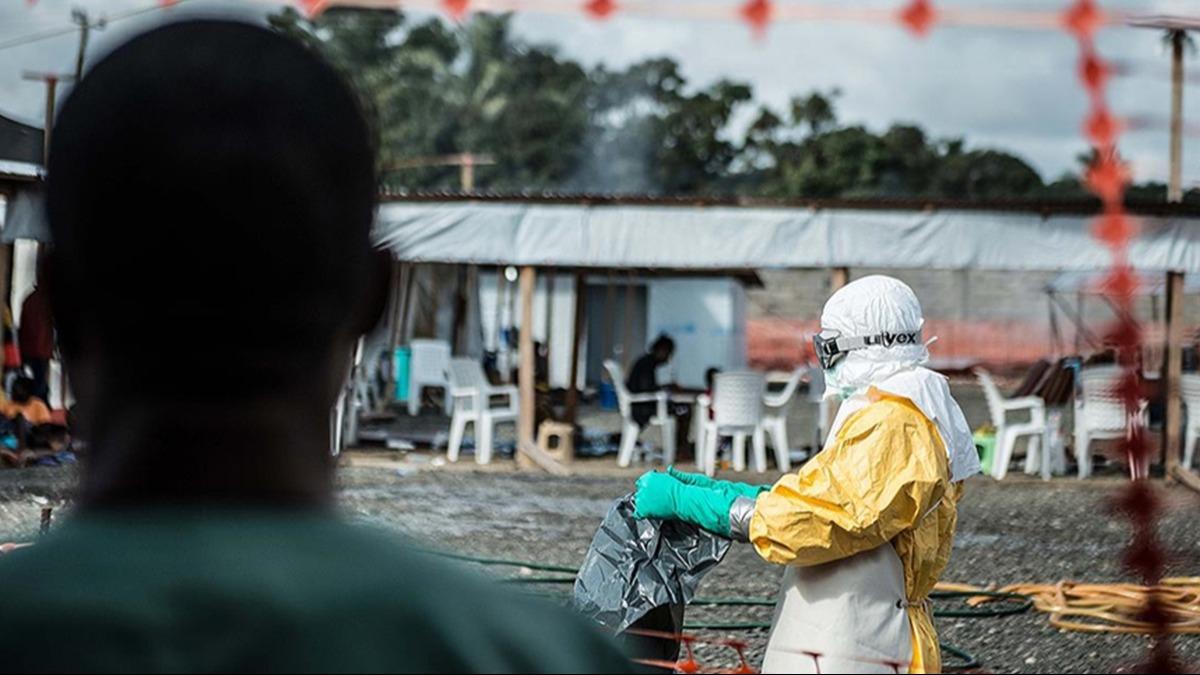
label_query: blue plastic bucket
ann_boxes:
[598,381,618,410]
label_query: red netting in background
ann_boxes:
[15,0,1186,671]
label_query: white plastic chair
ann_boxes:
[604,360,676,468]
[758,368,803,472]
[445,358,518,464]
[975,367,1052,480]
[1182,374,1200,471]
[701,371,767,476]
[1074,365,1147,479]
[407,339,452,416]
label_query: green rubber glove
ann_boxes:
[666,465,768,501]
[632,470,736,537]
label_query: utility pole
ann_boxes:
[383,153,496,192]
[70,9,106,82]
[1128,16,1198,202]
[21,72,74,166]
[22,68,76,411]
[1170,29,1186,202]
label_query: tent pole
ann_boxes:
[450,265,467,355]
[1075,292,1084,355]
[545,271,555,377]
[384,262,401,384]
[1048,293,1062,358]
[1165,271,1185,480]
[493,269,506,377]
[399,264,417,345]
[603,273,615,372]
[514,267,566,474]
[565,272,587,425]
[517,266,537,470]
[623,272,635,369]
[1049,292,1100,351]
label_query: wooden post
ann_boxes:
[23,72,71,167]
[831,267,849,293]
[1164,271,1185,479]
[565,272,587,424]
[544,272,555,370]
[517,266,537,470]
[1169,30,1186,203]
[460,157,475,193]
[1075,293,1084,355]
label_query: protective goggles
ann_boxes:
[812,329,923,370]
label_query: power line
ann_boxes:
[0,0,193,54]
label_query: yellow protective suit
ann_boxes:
[749,389,962,674]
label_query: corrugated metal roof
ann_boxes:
[1127,14,1200,31]
[379,190,1200,218]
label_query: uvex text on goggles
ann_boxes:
[812,329,922,370]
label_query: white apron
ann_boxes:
[760,544,913,674]
[760,394,914,674]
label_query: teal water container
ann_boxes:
[394,347,411,402]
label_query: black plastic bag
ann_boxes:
[573,493,731,666]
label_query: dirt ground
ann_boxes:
[3,456,1197,674]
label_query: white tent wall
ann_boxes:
[537,273,581,390]
[647,278,746,388]
[479,270,579,388]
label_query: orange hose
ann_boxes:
[937,578,1200,635]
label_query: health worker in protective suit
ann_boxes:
[633,275,980,674]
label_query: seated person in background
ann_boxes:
[627,334,693,460]
[703,367,720,420]
[0,20,630,673]
[0,377,63,467]
[0,377,52,426]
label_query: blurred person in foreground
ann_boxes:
[0,20,629,674]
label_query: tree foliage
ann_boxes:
[272,8,1184,201]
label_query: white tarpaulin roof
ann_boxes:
[374,201,1200,273]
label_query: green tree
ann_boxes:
[271,10,591,191]
[576,59,752,194]
[268,7,1180,203]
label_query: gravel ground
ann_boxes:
[1,458,1197,673]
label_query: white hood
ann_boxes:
[820,275,980,483]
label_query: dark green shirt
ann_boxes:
[0,509,632,673]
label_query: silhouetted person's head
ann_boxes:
[10,377,35,405]
[46,20,385,507]
[704,367,719,392]
[650,335,675,365]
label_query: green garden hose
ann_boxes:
[438,551,1023,672]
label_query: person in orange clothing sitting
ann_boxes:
[1,377,52,426]
[0,377,62,467]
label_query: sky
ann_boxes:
[0,0,1197,185]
